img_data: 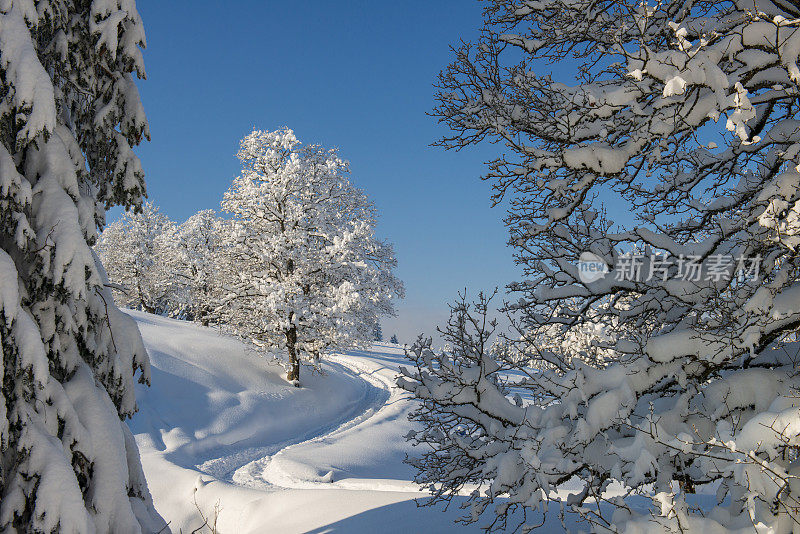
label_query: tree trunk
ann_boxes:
[140,299,155,314]
[286,326,300,385]
[137,277,155,314]
[200,286,211,326]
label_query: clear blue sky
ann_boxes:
[129,0,519,343]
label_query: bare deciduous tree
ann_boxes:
[400,0,800,530]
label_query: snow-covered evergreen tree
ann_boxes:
[390,334,399,345]
[219,128,404,384]
[0,1,164,531]
[174,209,226,325]
[374,321,383,342]
[399,0,800,531]
[96,201,183,315]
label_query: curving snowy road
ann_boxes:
[127,312,568,533]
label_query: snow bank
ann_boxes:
[128,312,574,532]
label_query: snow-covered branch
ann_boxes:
[401,0,800,531]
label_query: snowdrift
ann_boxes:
[127,311,574,532]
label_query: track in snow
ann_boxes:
[199,356,392,487]
[129,312,588,533]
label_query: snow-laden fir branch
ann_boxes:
[0,1,165,531]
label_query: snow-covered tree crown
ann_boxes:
[96,201,184,315]
[400,1,800,532]
[174,209,227,324]
[228,128,380,233]
[218,128,404,382]
[0,1,163,531]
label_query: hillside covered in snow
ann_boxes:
[127,311,581,532]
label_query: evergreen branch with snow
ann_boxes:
[0,0,164,531]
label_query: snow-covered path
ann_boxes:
[231,351,423,494]
[127,312,570,533]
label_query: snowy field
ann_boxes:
[127,311,585,533]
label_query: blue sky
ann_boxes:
[129,1,519,342]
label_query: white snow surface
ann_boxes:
[127,311,582,533]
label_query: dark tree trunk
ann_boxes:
[286,325,300,385]
[200,285,211,326]
[137,277,155,314]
